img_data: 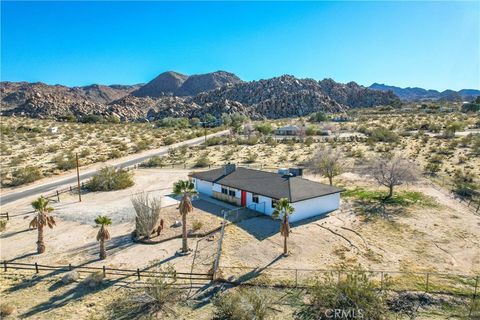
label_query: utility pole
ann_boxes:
[203,115,207,143]
[76,153,81,202]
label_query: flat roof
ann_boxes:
[190,167,343,202]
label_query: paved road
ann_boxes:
[0,130,229,206]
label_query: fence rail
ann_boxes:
[1,261,213,283]
[0,212,9,220]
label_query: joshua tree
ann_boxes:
[30,196,56,254]
[173,180,198,253]
[95,215,112,260]
[272,198,295,256]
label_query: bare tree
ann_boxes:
[367,156,418,198]
[308,147,345,185]
[131,193,161,239]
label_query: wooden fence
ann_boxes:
[1,261,212,284]
[0,212,9,220]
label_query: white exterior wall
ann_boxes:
[194,178,340,223]
[290,193,340,223]
[193,178,213,196]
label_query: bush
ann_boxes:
[296,271,387,320]
[163,136,177,145]
[255,122,273,135]
[367,127,399,143]
[83,271,105,288]
[213,287,275,320]
[309,111,328,122]
[86,166,134,191]
[108,265,181,319]
[192,220,203,232]
[193,153,211,168]
[54,153,77,171]
[157,117,190,128]
[205,136,225,146]
[11,166,42,186]
[0,220,7,232]
[141,156,165,168]
[108,149,122,159]
[0,303,15,317]
[245,151,258,163]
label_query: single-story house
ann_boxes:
[274,125,304,136]
[190,164,343,223]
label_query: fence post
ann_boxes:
[3,261,7,272]
[470,275,479,317]
[425,273,430,293]
[137,268,141,280]
[56,190,60,202]
[295,269,298,287]
[68,264,72,271]
[103,266,106,277]
[35,262,39,274]
[380,272,384,291]
[6,212,9,221]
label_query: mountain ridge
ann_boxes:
[369,83,479,101]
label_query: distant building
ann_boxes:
[331,116,352,122]
[275,125,303,136]
[48,127,58,134]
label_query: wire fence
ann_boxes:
[217,265,479,297]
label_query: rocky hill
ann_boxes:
[132,71,242,97]
[369,83,479,101]
[1,73,401,121]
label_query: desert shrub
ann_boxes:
[304,137,314,146]
[367,127,399,143]
[193,153,211,168]
[163,136,177,145]
[309,111,328,122]
[241,136,259,145]
[305,125,317,136]
[131,193,161,239]
[54,153,77,171]
[108,265,181,319]
[255,122,273,135]
[79,114,105,123]
[0,220,7,232]
[452,170,478,197]
[134,140,149,152]
[296,271,387,320]
[0,303,15,317]
[205,136,225,146]
[213,287,275,320]
[108,149,122,159]
[424,162,441,175]
[11,166,42,186]
[86,166,134,191]
[83,271,105,288]
[462,101,480,113]
[141,156,165,168]
[245,151,258,163]
[157,117,189,128]
[192,220,203,232]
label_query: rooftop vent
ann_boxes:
[224,163,236,176]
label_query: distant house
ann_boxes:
[331,116,352,122]
[190,164,343,223]
[48,127,58,134]
[275,125,303,136]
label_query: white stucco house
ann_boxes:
[190,164,343,223]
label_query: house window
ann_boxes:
[229,189,236,197]
[221,187,228,195]
[252,194,259,204]
[272,199,278,208]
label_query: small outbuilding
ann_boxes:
[274,125,303,136]
[190,164,343,223]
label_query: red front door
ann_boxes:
[241,190,247,207]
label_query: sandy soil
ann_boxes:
[0,169,225,274]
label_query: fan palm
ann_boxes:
[173,180,198,253]
[30,196,56,254]
[272,198,295,256]
[95,215,112,260]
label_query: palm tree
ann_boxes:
[271,198,295,256]
[173,180,198,253]
[30,196,56,254]
[95,215,112,260]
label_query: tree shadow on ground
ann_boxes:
[68,233,135,258]
[0,228,33,239]
[21,275,129,318]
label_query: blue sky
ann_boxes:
[1,1,479,90]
